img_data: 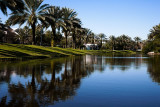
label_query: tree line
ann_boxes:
[0,0,142,50]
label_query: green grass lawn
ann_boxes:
[0,43,136,59]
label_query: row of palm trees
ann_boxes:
[0,0,143,50]
[107,35,142,50]
[1,0,100,49]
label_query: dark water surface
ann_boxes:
[0,54,160,107]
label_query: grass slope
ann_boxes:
[0,44,85,59]
[0,44,136,59]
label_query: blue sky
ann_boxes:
[1,0,160,40]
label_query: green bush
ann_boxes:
[142,42,155,54]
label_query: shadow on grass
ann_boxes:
[51,47,84,56]
[4,44,68,57]
[0,49,31,57]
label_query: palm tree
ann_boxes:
[90,32,96,44]
[0,0,24,15]
[82,28,92,44]
[7,0,50,45]
[109,35,116,50]
[61,7,78,48]
[98,33,106,48]
[148,24,160,40]
[134,36,141,50]
[118,34,132,50]
[134,36,141,43]
[76,27,85,49]
[46,6,65,47]
[71,17,82,49]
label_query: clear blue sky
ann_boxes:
[1,0,160,40]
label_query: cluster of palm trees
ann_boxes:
[107,35,141,50]
[0,0,107,49]
[0,0,143,50]
[0,56,98,106]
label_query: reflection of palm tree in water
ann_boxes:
[0,56,97,106]
[147,56,160,84]
[0,66,39,107]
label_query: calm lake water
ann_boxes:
[0,54,160,107]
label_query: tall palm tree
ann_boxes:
[7,0,50,45]
[46,6,65,47]
[0,0,24,15]
[76,27,85,49]
[98,33,106,48]
[71,17,82,49]
[61,7,77,48]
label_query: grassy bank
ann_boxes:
[0,44,136,59]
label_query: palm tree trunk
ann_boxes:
[79,37,81,49]
[72,33,76,49]
[86,36,88,44]
[31,22,36,45]
[64,31,68,48]
[100,38,102,48]
[51,26,56,47]
[112,43,114,50]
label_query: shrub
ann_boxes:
[142,42,155,54]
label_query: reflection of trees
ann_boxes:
[104,54,143,71]
[0,56,96,106]
[147,56,160,84]
[0,66,12,83]
[0,54,150,106]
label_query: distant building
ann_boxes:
[0,23,18,43]
[84,44,99,50]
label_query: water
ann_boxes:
[0,54,160,107]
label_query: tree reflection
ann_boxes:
[103,54,143,71]
[0,56,95,106]
[147,56,160,84]
[0,55,148,106]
